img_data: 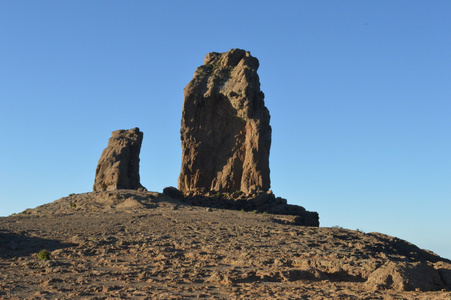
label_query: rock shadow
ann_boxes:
[0,230,75,259]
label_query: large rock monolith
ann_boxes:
[93,127,146,192]
[178,49,271,195]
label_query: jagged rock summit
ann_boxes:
[93,127,146,192]
[179,48,271,195]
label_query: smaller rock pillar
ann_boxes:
[93,127,146,192]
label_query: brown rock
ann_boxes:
[162,186,184,200]
[178,49,271,195]
[365,261,445,291]
[93,128,146,192]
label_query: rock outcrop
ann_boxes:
[179,48,271,195]
[181,190,320,227]
[93,127,146,192]
[365,261,445,291]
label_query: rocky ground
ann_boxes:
[1,190,451,299]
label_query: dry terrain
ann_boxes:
[1,191,450,299]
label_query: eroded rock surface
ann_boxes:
[93,128,146,192]
[179,48,271,195]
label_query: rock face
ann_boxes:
[179,49,271,195]
[93,128,146,192]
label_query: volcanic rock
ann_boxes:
[178,48,271,195]
[93,127,146,192]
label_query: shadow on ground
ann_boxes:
[0,230,75,258]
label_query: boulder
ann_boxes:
[178,49,271,195]
[365,261,445,291]
[163,186,184,200]
[435,262,451,289]
[93,128,146,192]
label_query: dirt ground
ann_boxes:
[1,191,450,299]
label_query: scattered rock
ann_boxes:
[93,128,146,192]
[1,206,451,299]
[179,49,271,195]
[280,268,326,282]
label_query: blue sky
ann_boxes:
[1,1,450,259]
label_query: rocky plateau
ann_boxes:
[1,190,451,299]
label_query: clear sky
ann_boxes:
[1,1,450,259]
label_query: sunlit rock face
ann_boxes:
[93,127,146,192]
[178,49,271,195]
